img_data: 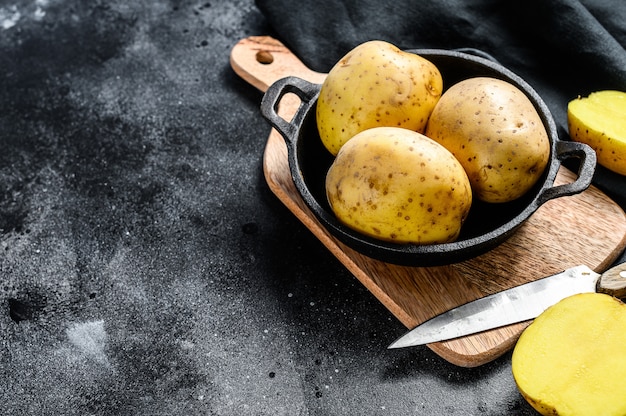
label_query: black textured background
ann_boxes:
[0,1,623,415]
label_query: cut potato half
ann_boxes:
[567,90,626,175]
[512,293,626,416]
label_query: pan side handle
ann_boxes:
[260,76,320,145]
[538,140,597,204]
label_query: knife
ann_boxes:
[388,261,626,349]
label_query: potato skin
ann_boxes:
[316,40,443,156]
[325,127,472,244]
[567,90,626,175]
[425,77,550,203]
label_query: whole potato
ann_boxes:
[325,127,472,244]
[316,40,443,156]
[425,77,550,203]
[568,90,626,175]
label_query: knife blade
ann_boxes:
[388,261,626,349]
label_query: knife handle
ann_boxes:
[596,262,626,299]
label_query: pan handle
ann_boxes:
[538,140,597,204]
[260,76,320,145]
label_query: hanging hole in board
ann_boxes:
[256,50,274,65]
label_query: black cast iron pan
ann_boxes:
[260,49,597,266]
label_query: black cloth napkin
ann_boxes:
[256,0,626,262]
[256,0,625,202]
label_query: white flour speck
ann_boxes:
[0,6,21,30]
[33,6,45,20]
[1,0,51,29]
[66,320,109,365]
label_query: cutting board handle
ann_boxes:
[230,36,326,93]
[538,140,597,204]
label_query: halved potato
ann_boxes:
[568,90,626,175]
[512,293,626,415]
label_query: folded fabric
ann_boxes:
[256,0,626,207]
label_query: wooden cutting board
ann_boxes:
[230,36,626,367]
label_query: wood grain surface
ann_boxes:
[231,36,626,367]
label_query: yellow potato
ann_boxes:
[325,127,472,244]
[568,90,626,175]
[425,77,550,203]
[316,40,443,156]
[512,293,626,416]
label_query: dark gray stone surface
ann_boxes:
[0,1,607,414]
